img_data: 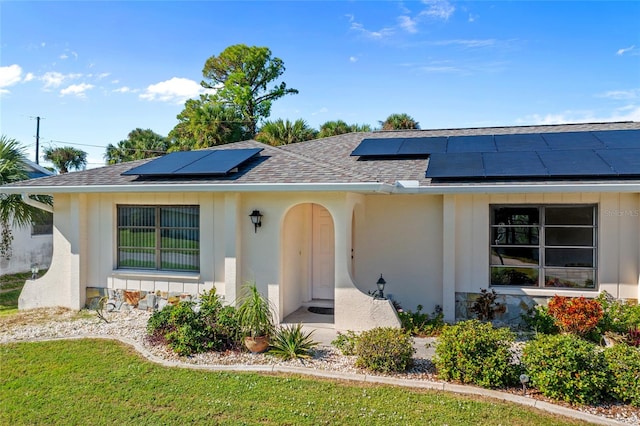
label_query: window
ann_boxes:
[31,211,53,236]
[117,205,199,272]
[490,205,596,289]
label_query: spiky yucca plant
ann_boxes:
[269,323,318,360]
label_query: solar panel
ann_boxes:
[538,149,615,176]
[350,138,404,156]
[426,152,485,178]
[541,132,605,150]
[596,148,640,175]
[494,133,549,152]
[592,129,640,149]
[446,135,496,153]
[122,151,210,176]
[123,148,263,176]
[398,137,448,155]
[482,151,548,177]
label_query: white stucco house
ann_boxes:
[0,160,53,276]
[1,121,639,330]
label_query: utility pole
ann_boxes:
[35,116,41,164]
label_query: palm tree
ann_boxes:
[169,96,249,152]
[379,113,420,130]
[318,120,372,138]
[255,119,317,146]
[43,146,87,174]
[0,136,52,258]
[105,128,169,164]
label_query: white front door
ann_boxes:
[311,204,334,300]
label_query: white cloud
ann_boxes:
[0,64,23,93]
[41,71,82,89]
[598,89,639,100]
[60,83,95,97]
[616,45,636,56]
[420,0,455,20]
[96,72,110,80]
[468,14,478,23]
[23,72,35,82]
[521,106,640,125]
[398,15,418,33]
[113,86,133,93]
[349,56,358,63]
[430,39,496,48]
[139,77,208,104]
[350,21,394,39]
[60,53,69,60]
[311,107,329,116]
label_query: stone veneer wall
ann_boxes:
[455,291,638,328]
[86,287,198,312]
[456,292,551,329]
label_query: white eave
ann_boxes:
[3,181,640,196]
[0,182,396,194]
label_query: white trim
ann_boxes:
[4,181,640,196]
[1,183,395,194]
[111,269,201,282]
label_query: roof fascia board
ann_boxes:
[393,183,640,194]
[2,182,394,195]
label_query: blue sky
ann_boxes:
[1,1,639,169]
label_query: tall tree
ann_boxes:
[318,120,372,138]
[105,128,169,164]
[43,146,87,174]
[379,113,420,130]
[168,95,249,151]
[0,136,52,259]
[255,119,317,146]
[201,44,298,137]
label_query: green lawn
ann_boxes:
[0,271,32,315]
[0,339,590,425]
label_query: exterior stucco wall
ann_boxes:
[0,221,52,275]
[353,194,444,313]
[451,192,640,301]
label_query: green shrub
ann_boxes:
[269,323,318,360]
[434,320,518,388]
[398,304,444,337]
[522,305,559,335]
[145,289,241,355]
[597,291,640,335]
[354,327,415,373]
[604,344,640,406]
[522,334,608,405]
[331,331,359,355]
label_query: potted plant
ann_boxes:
[236,282,275,353]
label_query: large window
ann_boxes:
[490,205,596,289]
[117,205,200,272]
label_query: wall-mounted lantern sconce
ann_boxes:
[375,274,386,299]
[249,210,263,233]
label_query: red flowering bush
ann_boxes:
[547,295,603,336]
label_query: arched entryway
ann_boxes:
[281,203,335,320]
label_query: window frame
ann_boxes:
[489,204,597,290]
[116,205,200,272]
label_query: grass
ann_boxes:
[0,271,31,316]
[0,339,591,425]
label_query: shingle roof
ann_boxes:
[4,121,640,191]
